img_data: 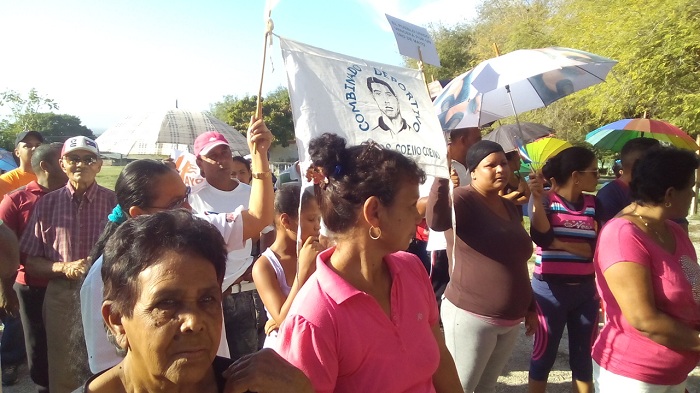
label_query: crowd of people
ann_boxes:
[0,117,698,393]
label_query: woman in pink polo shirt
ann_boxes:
[593,146,700,392]
[277,133,462,393]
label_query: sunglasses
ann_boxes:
[578,169,600,175]
[63,155,99,166]
[147,186,191,211]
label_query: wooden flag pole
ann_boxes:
[253,12,274,152]
[256,13,274,120]
[492,42,501,57]
[417,46,430,95]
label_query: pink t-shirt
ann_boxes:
[593,218,700,385]
[277,248,440,393]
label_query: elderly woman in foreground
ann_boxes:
[593,146,700,392]
[76,210,311,393]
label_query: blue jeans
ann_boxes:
[222,290,267,361]
[1,314,26,366]
[530,278,599,382]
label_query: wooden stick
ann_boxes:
[492,42,501,57]
[417,46,430,95]
[256,14,273,120]
[254,13,274,152]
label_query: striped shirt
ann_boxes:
[19,182,116,264]
[534,192,598,282]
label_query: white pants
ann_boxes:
[441,298,520,393]
[593,361,687,393]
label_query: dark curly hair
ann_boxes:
[102,210,227,319]
[631,146,699,205]
[308,133,425,234]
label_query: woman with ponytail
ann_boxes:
[527,146,602,393]
[276,133,462,393]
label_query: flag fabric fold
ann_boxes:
[280,37,448,178]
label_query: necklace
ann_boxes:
[633,212,666,244]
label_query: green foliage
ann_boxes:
[0,88,59,131]
[405,0,700,148]
[210,86,295,147]
[405,23,478,81]
[32,113,95,141]
[0,89,95,150]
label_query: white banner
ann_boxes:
[280,37,448,178]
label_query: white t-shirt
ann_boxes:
[189,179,253,291]
[80,210,244,373]
[422,161,469,252]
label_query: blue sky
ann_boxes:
[1,0,478,133]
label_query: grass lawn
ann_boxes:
[96,165,124,191]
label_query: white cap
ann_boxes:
[62,136,99,156]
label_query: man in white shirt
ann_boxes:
[190,131,267,361]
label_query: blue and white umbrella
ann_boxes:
[434,47,617,131]
[0,148,17,172]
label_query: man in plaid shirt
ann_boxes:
[20,136,116,393]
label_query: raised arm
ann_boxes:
[253,236,321,330]
[240,116,275,241]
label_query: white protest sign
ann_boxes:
[385,14,441,67]
[280,37,448,178]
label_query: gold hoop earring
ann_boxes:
[369,226,381,240]
[665,201,672,208]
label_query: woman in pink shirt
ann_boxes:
[593,146,700,392]
[277,133,462,393]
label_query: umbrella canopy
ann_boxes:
[0,148,17,172]
[585,118,699,151]
[96,109,249,156]
[434,47,617,130]
[483,122,554,153]
[520,136,572,173]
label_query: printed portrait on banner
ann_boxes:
[280,37,448,178]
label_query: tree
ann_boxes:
[32,113,95,141]
[404,23,478,82]
[0,88,59,131]
[210,86,295,147]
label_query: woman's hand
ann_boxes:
[264,318,279,335]
[297,236,322,281]
[524,311,538,336]
[527,171,545,200]
[449,167,460,188]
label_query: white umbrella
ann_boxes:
[434,47,618,130]
[96,109,249,156]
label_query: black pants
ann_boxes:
[407,239,431,275]
[222,290,267,362]
[431,250,450,311]
[14,283,48,392]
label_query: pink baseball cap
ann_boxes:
[194,132,230,157]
